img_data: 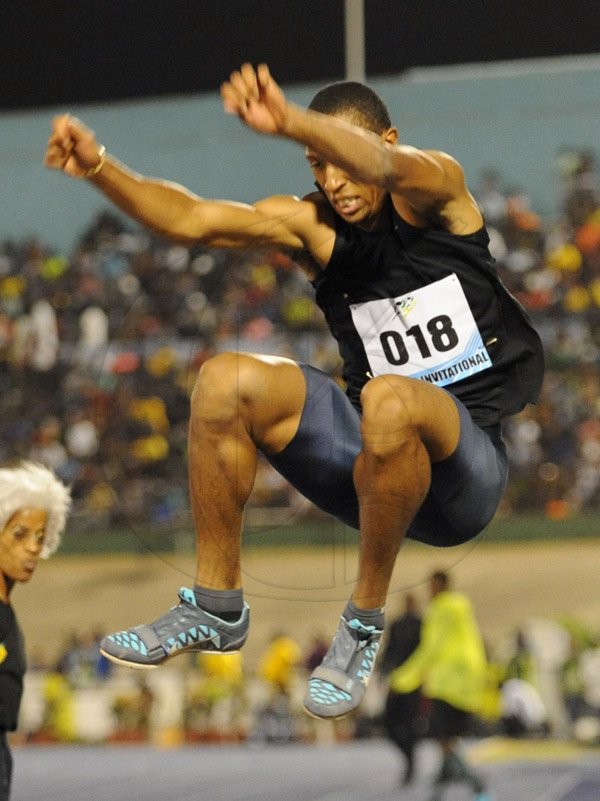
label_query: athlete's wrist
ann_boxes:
[79,145,106,179]
[281,103,312,141]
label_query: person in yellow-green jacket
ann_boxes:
[390,570,492,801]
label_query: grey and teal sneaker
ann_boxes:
[99,587,249,669]
[303,615,382,719]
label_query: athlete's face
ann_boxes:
[0,507,47,587]
[305,112,395,230]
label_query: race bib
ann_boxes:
[349,274,491,387]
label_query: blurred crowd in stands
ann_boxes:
[479,148,600,517]
[15,604,600,750]
[0,147,599,533]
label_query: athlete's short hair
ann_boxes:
[0,462,72,558]
[308,81,392,134]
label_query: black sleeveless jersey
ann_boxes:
[310,199,544,426]
[0,602,26,731]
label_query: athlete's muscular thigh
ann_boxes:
[192,351,306,453]
[359,374,460,462]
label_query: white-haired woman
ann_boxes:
[0,462,71,801]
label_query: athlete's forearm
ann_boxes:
[283,103,396,188]
[282,103,451,202]
[89,156,205,243]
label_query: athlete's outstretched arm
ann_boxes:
[221,63,476,212]
[44,114,308,250]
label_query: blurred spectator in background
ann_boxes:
[27,417,71,483]
[558,148,599,229]
[476,169,508,228]
[252,631,302,744]
[185,651,245,742]
[499,629,548,738]
[110,677,154,743]
[378,592,423,786]
[257,630,302,698]
[303,633,330,674]
[504,628,539,687]
[56,629,111,688]
[558,618,600,738]
[39,662,77,744]
[390,571,491,801]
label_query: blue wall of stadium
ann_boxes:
[2,55,600,252]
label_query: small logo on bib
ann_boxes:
[393,295,416,317]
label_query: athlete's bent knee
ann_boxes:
[360,375,423,425]
[191,351,259,421]
[359,376,424,459]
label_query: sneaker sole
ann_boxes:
[302,704,354,721]
[99,649,161,670]
[99,646,241,669]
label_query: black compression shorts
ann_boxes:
[266,364,508,547]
